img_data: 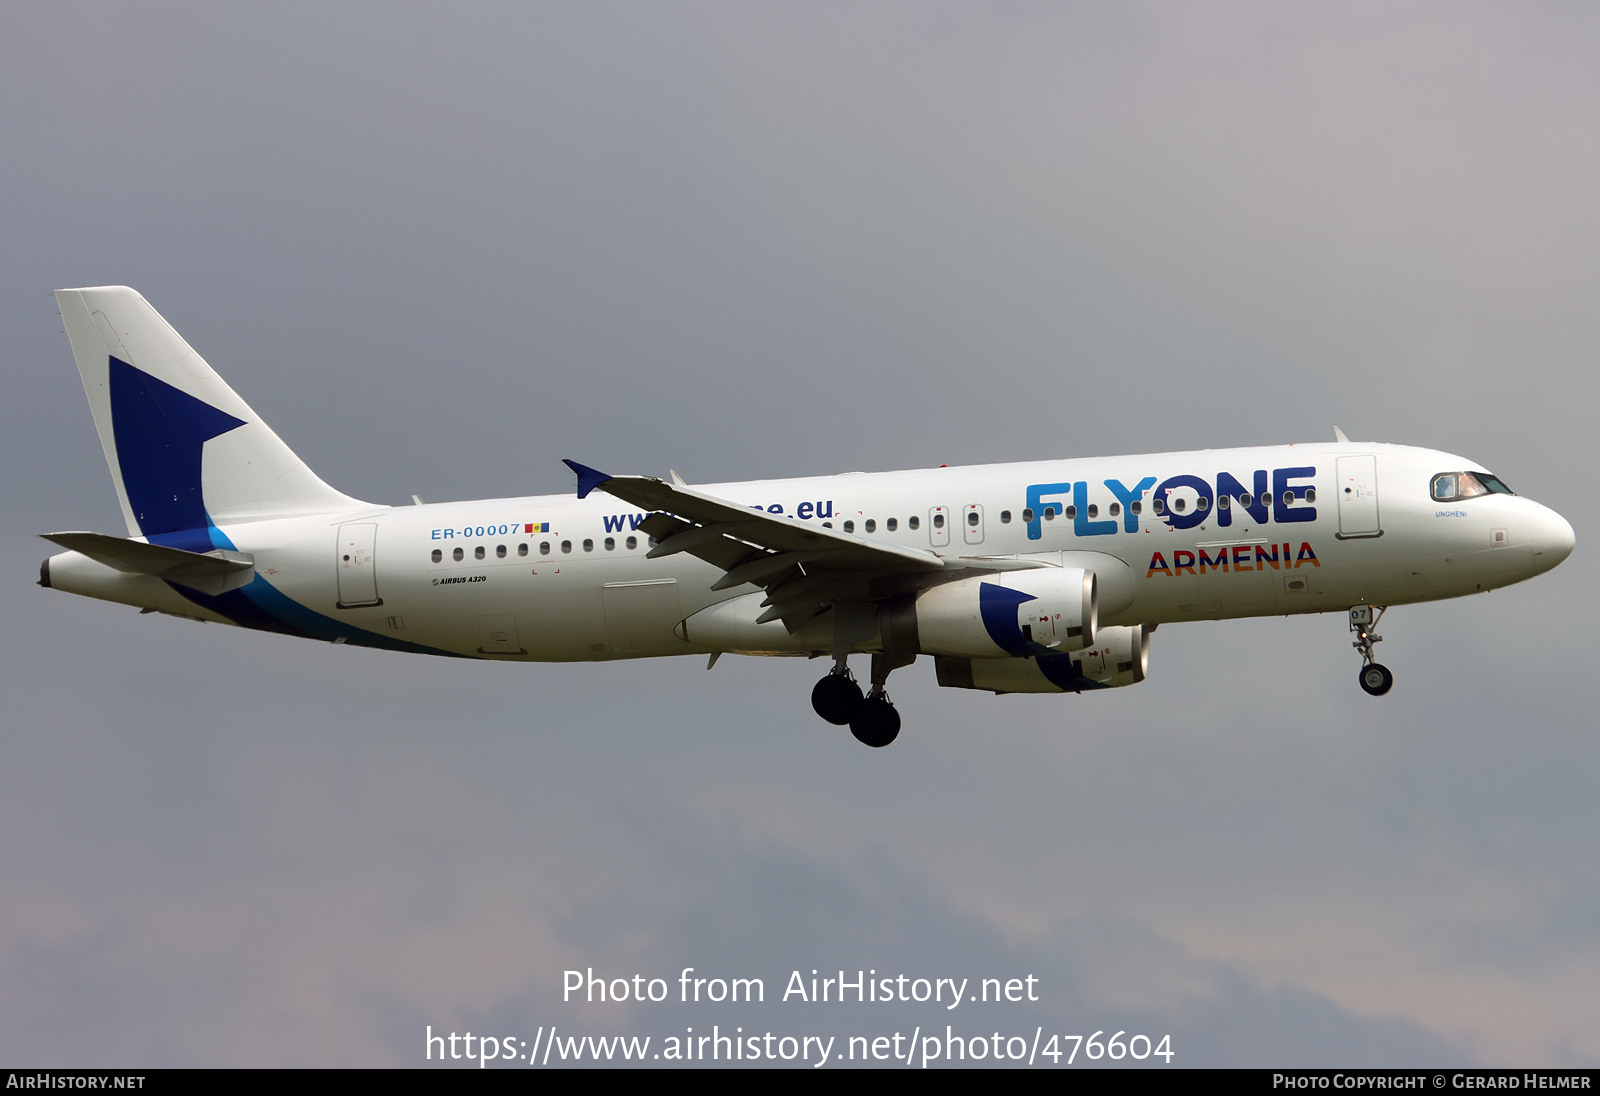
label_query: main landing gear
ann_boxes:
[811,668,863,725]
[812,653,912,748]
[1349,605,1394,696]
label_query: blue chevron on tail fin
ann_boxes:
[55,287,367,539]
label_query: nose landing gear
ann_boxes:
[1350,605,1393,696]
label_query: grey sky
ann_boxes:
[2,2,1596,1067]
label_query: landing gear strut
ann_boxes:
[1349,605,1393,696]
[850,651,913,748]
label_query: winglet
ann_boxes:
[1333,425,1350,443]
[563,459,612,500]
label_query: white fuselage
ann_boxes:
[45,441,1574,663]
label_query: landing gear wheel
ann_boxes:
[849,697,901,748]
[811,673,864,725]
[1349,606,1394,697]
[1359,663,1394,696]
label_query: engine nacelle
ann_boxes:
[933,625,1151,694]
[909,568,1096,659]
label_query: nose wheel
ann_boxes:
[1350,605,1393,696]
[1359,662,1394,696]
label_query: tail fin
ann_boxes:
[55,287,365,546]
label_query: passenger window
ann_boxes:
[1043,507,1055,521]
[1132,501,1142,515]
[1022,508,1034,522]
[475,545,486,559]
[865,519,876,533]
[1196,498,1208,512]
[1153,498,1165,515]
[1086,504,1097,519]
[1218,495,1230,510]
[452,547,464,562]
[843,520,855,533]
[1282,491,1293,506]
[1065,505,1077,520]
[517,543,528,557]
[496,544,506,558]
[933,513,945,529]
[605,537,615,551]
[967,511,979,526]
[583,539,594,552]
[887,517,898,532]
[626,536,637,550]
[431,549,442,563]
[909,516,920,530]
[561,540,572,554]
[1306,489,1317,503]
[1000,510,1011,524]
[1173,498,1186,513]
[540,541,551,555]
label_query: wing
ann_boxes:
[564,460,1045,631]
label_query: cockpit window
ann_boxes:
[1432,471,1515,502]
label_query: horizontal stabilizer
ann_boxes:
[41,531,256,595]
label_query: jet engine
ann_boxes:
[933,624,1151,693]
[907,568,1097,659]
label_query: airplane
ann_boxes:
[39,287,1576,747]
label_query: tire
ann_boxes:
[811,674,864,725]
[1359,663,1394,696]
[848,698,901,748]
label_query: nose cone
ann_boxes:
[1530,505,1575,573]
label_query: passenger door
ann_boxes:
[336,523,382,608]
